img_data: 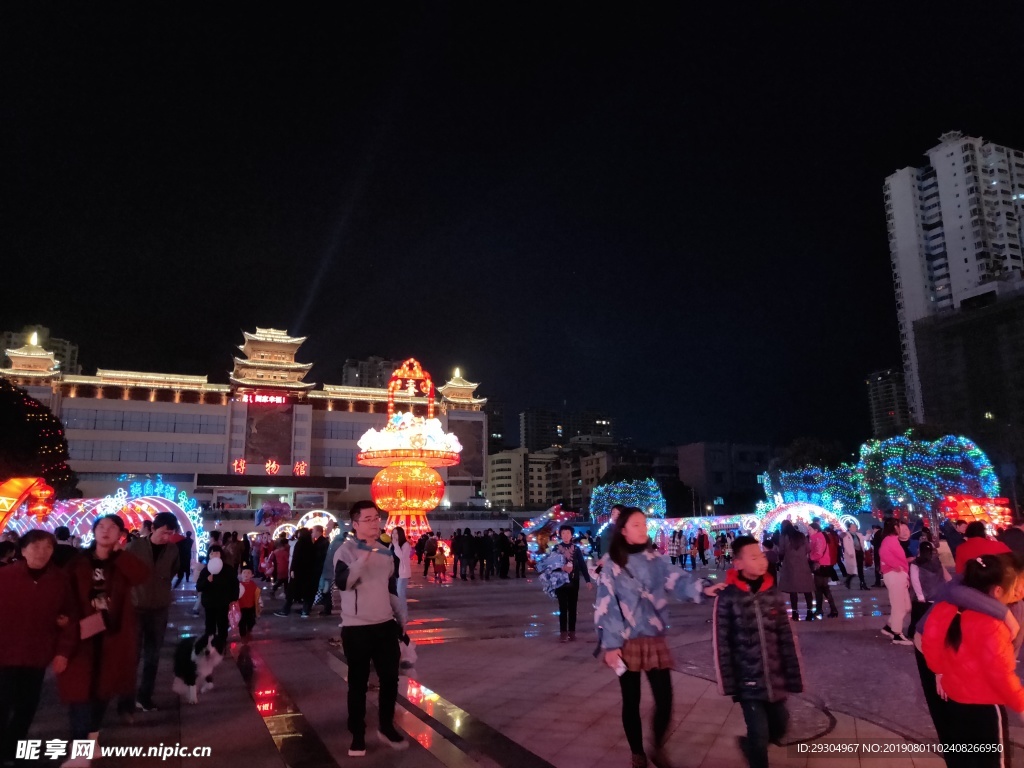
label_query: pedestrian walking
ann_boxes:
[173,531,194,588]
[391,526,412,603]
[907,540,949,639]
[808,521,838,619]
[596,507,720,768]
[269,538,289,598]
[276,528,319,617]
[118,511,179,716]
[333,502,408,756]
[514,533,528,578]
[869,524,884,587]
[668,531,681,566]
[540,525,592,642]
[237,567,260,640]
[0,531,75,766]
[60,515,149,761]
[841,523,869,590]
[714,536,803,768]
[421,533,437,579]
[920,553,1024,760]
[497,529,512,579]
[196,545,238,648]
[878,518,913,645]
[776,521,814,622]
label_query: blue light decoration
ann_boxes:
[122,474,207,557]
[761,432,999,516]
[856,432,998,511]
[589,478,667,521]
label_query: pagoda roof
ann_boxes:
[438,370,486,404]
[232,357,313,372]
[6,342,55,360]
[312,383,431,403]
[241,328,306,345]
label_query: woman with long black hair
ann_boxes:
[921,553,1024,762]
[391,526,411,604]
[595,507,720,768]
[776,520,814,622]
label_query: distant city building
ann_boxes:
[676,442,770,513]
[914,286,1024,476]
[2,325,81,375]
[341,356,396,388]
[866,369,912,437]
[483,399,506,455]
[885,131,1024,421]
[519,407,613,452]
[0,327,486,507]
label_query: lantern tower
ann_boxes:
[356,360,462,538]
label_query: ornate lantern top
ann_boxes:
[386,358,436,420]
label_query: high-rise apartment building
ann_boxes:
[885,131,1024,421]
[519,408,613,452]
[2,325,81,375]
[866,369,912,438]
[341,356,396,388]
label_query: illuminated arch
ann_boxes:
[3,495,207,556]
[296,510,338,530]
[756,502,843,539]
[272,523,298,540]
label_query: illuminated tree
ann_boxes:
[0,379,78,498]
[589,478,666,521]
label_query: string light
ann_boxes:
[589,478,667,522]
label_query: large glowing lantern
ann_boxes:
[357,359,462,539]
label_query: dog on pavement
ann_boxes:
[171,635,224,704]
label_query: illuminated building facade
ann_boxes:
[1,328,487,512]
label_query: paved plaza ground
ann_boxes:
[21,564,1024,767]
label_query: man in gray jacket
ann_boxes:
[118,511,180,716]
[333,501,407,757]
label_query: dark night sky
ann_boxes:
[3,4,1022,450]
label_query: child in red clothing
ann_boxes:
[237,568,261,638]
[921,553,1024,763]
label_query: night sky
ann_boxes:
[4,4,1022,450]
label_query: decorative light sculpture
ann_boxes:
[0,477,56,533]
[357,359,462,539]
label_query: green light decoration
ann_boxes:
[764,431,999,513]
[589,478,666,521]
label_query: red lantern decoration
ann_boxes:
[371,461,444,514]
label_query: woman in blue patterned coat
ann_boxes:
[595,507,722,768]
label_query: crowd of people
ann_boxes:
[7,503,1024,768]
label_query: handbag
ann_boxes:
[79,612,106,640]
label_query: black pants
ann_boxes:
[239,607,257,637]
[788,592,812,616]
[204,602,230,645]
[739,699,789,768]
[498,555,510,578]
[515,558,527,578]
[698,549,707,566]
[341,621,400,738]
[461,555,475,580]
[844,551,866,587]
[68,698,109,741]
[173,564,191,588]
[619,668,672,756]
[479,558,490,580]
[555,583,580,632]
[118,606,168,712]
[813,567,837,615]
[914,649,948,746]
[941,700,1009,768]
[423,554,434,578]
[0,666,45,761]
[908,600,931,640]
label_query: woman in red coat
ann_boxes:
[59,515,149,764]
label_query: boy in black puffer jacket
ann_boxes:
[713,536,803,768]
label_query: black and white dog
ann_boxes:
[171,635,224,704]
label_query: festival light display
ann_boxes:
[356,359,463,539]
[939,495,1013,531]
[856,433,998,510]
[589,478,667,522]
[0,476,56,533]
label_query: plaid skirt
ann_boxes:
[621,635,674,672]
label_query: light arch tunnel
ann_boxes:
[4,496,207,556]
